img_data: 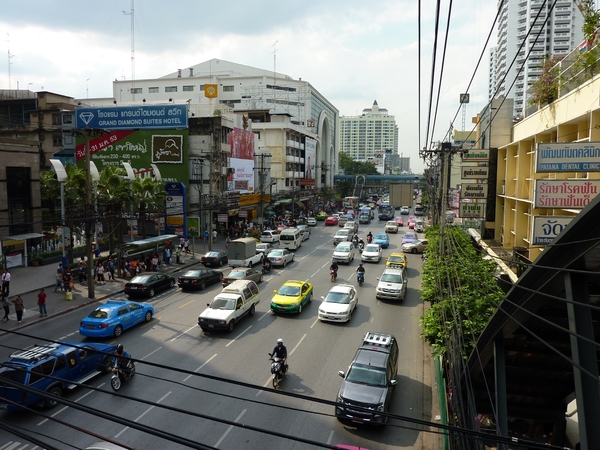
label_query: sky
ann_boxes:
[2,0,497,174]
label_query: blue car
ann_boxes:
[79,299,155,338]
[373,232,390,249]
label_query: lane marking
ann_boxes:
[114,391,172,439]
[214,408,246,448]
[257,311,271,322]
[289,333,306,356]
[178,299,196,309]
[310,317,319,329]
[141,347,162,360]
[327,430,335,445]
[37,383,105,426]
[225,326,252,347]
[183,354,217,382]
[170,324,199,342]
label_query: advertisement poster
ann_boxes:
[227,127,255,193]
[304,137,316,184]
[534,179,600,208]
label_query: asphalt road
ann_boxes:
[0,218,436,450]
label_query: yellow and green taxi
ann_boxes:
[386,252,408,269]
[271,280,313,314]
[316,212,329,221]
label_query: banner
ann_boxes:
[227,127,255,193]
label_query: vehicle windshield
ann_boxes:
[364,245,379,253]
[270,250,283,256]
[210,298,236,310]
[381,273,403,284]
[337,231,349,236]
[388,256,404,263]
[375,233,387,239]
[346,365,387,386]
[324,292,350,304]
[88,308,110,319]
[336,244,351,252]
[278,285,300,296]
[184,271,201,277]
[205,252,219,257]
[228,270,246,278]
[386,221,396,226]
[131,275,151,283]
[404,233,417,240]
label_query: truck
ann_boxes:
[227,238,263,267]
[389,183,414,211]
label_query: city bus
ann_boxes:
[378,204,394,221]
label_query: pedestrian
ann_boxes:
[1,295,9,322]
[123,250,130,264]
[54,269,64,292]
[37,288,48,317]
[212,229,217,243]
[94,245,101,259]
[57,262,64,275]
[108,258,115,280]
[97,261,105,284]
[183,238,190,255]
[163,246,172,265]
[1,269,11,297]
[151,254,159,272]
[63,269,73,292]
[11,295,24,323]
[78,259,87,283]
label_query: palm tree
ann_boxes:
[130,176,166,239]
[96,166,129,255]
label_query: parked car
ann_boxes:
[201,250,228,267]
[376,267,407,301]
[222,267,263,287]
[256,243,274,254]
[325,216,339,226]
[271,280,313,314]
[373,232,390,249]
[384,221,399,234]
[386,252,408,269]
[260,230,280,243]
[400,206,410,215]
[394,216,404,227]
[178,268,223,290]
[124,273,175,298]
[401,232,419,245]
[79,299,154,337]
[336,332,398,425]
[307,217,317,226]
[402,239,429,254]
[333,242,356,264]
[361,244,383,263]
[267,248,295,266]
[319,284,358,323]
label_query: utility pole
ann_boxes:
[84,130,95,299]
[254,153,272,223]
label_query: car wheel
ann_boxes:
[169,280,174,288]
[144,311,153,322]
[259,274,263,283]
[101,355,112,374]
[45,386,62,409]
[114,325,123,337]
[227,321,234,332]
[411,248,418,254]
[283,259,287,267]
[219,259,223,266]
[298,303,303,314]
[250,304,256,316]
[200,281,207,290]
[148,288,155,297]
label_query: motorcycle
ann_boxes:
[358,242,364,253]
[330,268,338,282]
[268,354,286,388]
[357,271,365,287]
[262,262,272,274]
[352,236,359,247]
[367,235,373,244]
[110,359,136,391]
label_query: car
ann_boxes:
[297,224,311,241]
[384,221,399,234]
[0,341,116,411]
[400,206,410,215]
[344,221,359,233]
[222,267,263,287]
[402,239,429,254]
[373,232,390,249]
[333,229,351,245]
[336,332,398,425]
[260,230,280,243]
[79,299,155,337]
[256,242,274,254]
[394,216,404,227]
[338,215,349,226]
[361,243,383,263]
[85,442,129,450]
[271,280,314,314]
[386,252,408,269]
[325,216,339,226]
[201,250,228,267]
[333,242,356,264]
[307,217,317,226]
[401,231,419,245]
[267,248,295,266]
[276,225,288,234]
[124,273,175,298]
[178,268,223,290]
[376,267,408,301]
[408,219,416,229]
[319,284,358,323]
[316,212,329,221]
[414,220,425,233]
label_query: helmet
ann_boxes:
[276,338,283,344]
[117,344,124,354]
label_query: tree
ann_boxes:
[338,151,380,175]
[130,176,166,239]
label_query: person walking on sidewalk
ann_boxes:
[212,229,217,243]
[1,295,9,322]
[2,269,11,297]
[37,288,48,317]
[108,258,115,280]
[78,259,87,284]
[63,269,73,292]
[11,295,24,323]
[97,261,106,284]
[54,269,64,292]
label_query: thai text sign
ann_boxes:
[460,183,488,199]
[76,104,188,130]
[460,202,484,218]
[536,143,600,172]
[534,179,600,208]
[461,149,489,162]
[532,216,573,245]
[461,166,489,179]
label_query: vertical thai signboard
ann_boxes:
[165,182,187,237]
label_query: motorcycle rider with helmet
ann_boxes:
[330,260,339,280]
[270,338,288,374]
[367,231,373,243]
[112,344,131,374]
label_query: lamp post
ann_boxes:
[49,159,68,269]
[122,162,136,242]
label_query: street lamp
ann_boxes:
[122,162,136,242]
[49,159,68,269]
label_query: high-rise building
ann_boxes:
[339,100,399,170]
[490,0,584,119]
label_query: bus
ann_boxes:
[378,204,393,221]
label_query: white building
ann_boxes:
[490,0,584,119]
[339,100,399,171]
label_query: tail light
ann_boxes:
[99,323,110,329]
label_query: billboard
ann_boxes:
[227,127,255,194]
[536,142,600,172]
[75,104,188,130]
[301,137,316,186]
[532,216,573,245]
[534,179,600,208]
[460,183,488,199]
[76,129,188,184]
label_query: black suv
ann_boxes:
[336,332,398,425]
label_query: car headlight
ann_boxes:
[377,404,385,412]
[337,396,345,404]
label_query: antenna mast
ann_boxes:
[7,33,14,90]
[123,0,135,101]
[272,41,278,105]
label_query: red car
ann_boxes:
[394,216,404,227]
[325,216,339,226]
[408,215,416,229]
[276,225,288,234]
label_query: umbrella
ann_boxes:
[264,210,277,216]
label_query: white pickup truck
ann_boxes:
[198,280,261,332]
[228,238,263,267]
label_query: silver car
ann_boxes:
[333,229,351,245]
[333,242,355,264]
[267,248,295,266]
[376,267,408,301]
[361,243,382,263]
[402,239,429,254]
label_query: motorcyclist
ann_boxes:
[330,260,339,275]
[270,338,288,373]
[352,234,359,246]
[112,344,131,374]
[358,238,365,249]
[367,231,373,243]
[356,263,366,276]
[262,254,272,271]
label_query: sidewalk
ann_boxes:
[0,245,220,335]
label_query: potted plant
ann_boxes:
[31,257,43,267]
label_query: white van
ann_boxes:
[279,227,303,250]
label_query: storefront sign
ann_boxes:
[460,202,484,218]
[76,104,188,130]
[532,216,573,245]
[460,183,488,199]
[461,149,489,162]
[461,166,489,179]
[534,179,600,208]
[536,142,600,172]
[218,214,228,223]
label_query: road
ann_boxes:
[0,217,437,450]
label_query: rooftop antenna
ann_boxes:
[272,40,278,105]
[123,0,135,101]
[7,33,14,90]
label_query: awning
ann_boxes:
[0,233,44,242]
[279,199,293,205]
[264,210,277,216]
[295,201,305,209]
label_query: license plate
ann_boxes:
[352,418,364,424]
[279,308,286,312]
[130,286,137,290]
[184,280,190,283]
[87,325,95,329]
[208,324,214,328]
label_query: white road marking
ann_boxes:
[37,382,106,426]
[327,430,335,444]
[114,391,172,439]
[289,333,306,356]
[170,324,198,342]
[183,354,217,382]
[257,311,271,321]
[214,408,246,448]
[225,326,252,347]
[59,331,79,340]
[141,347,162,360]
[310,317,319,329]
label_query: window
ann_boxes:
[200,85,205,91]
[53,134,63,147]
[165,86,177,93]
[131,87,142,94]
[52,113,61,125]
[183,85,194,92]
[29,359,56,385]
[117,307,128,317]
[223,85,234,92]
[149,87,159,93]
[62,114,72,124]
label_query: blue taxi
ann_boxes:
[373,232,390,249]
[79,299,154,338]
